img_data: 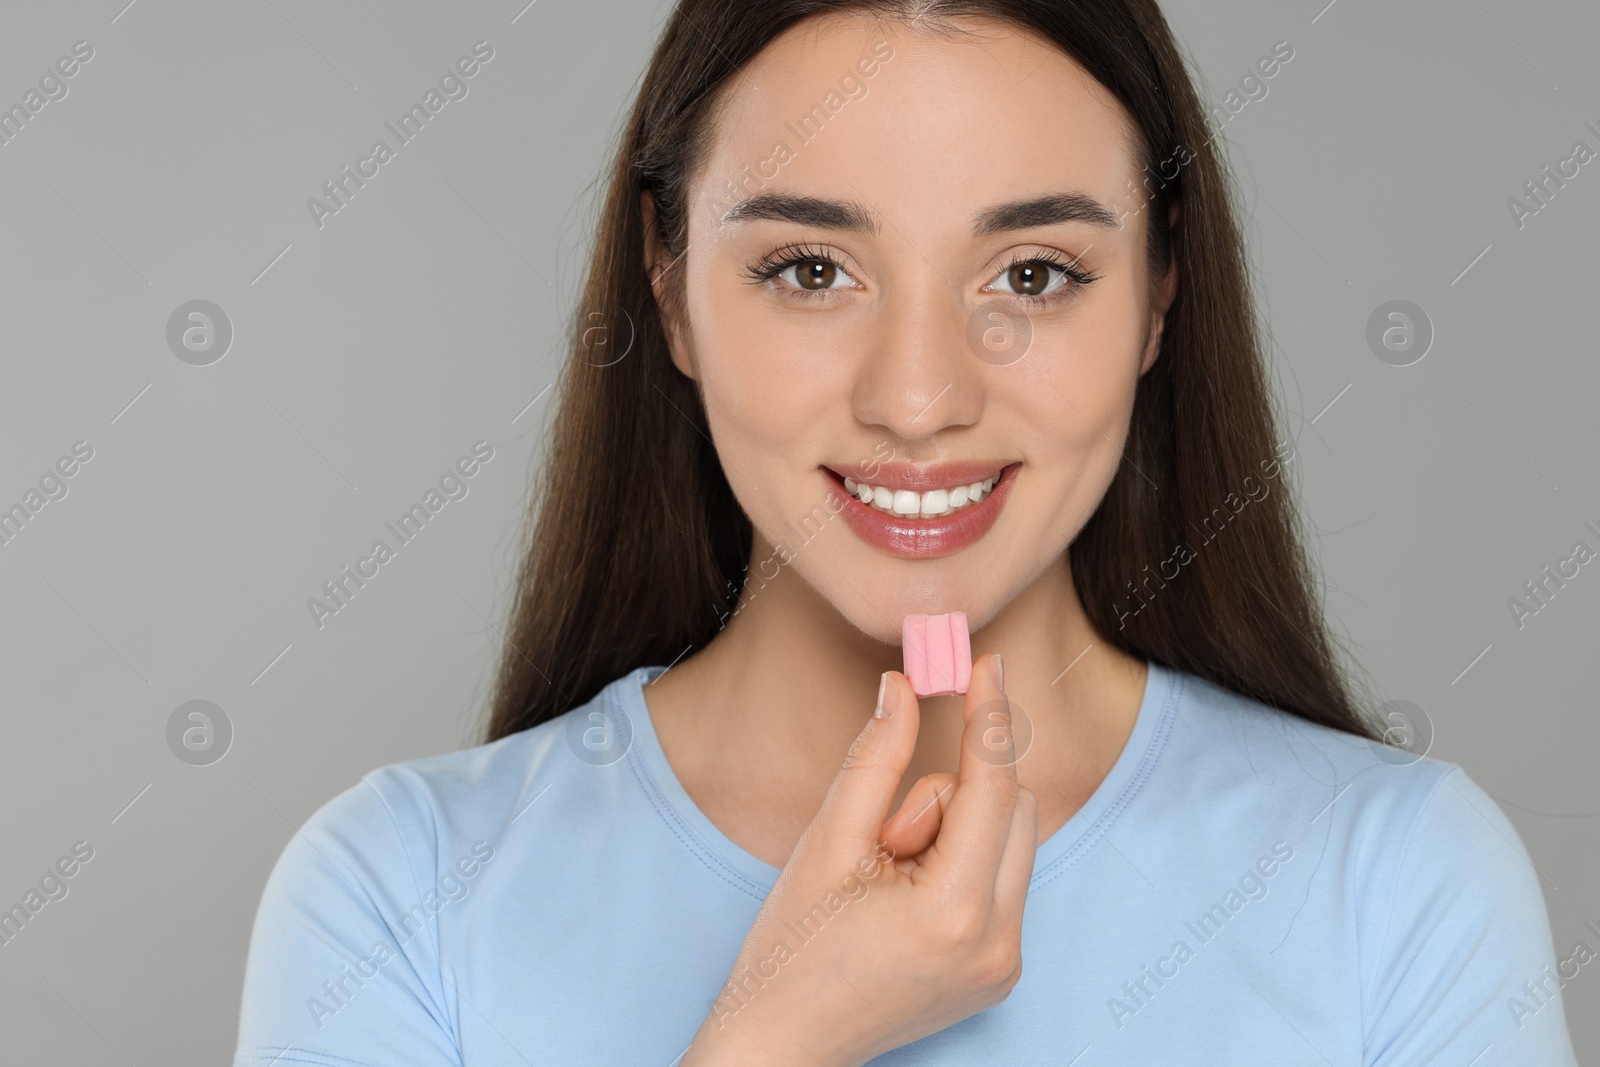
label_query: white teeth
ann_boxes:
[840,469,1002,519]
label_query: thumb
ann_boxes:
[811,670,921,854]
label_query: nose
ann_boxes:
[850,270,986,444]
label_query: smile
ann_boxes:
[843,471,999,519]
[821,461,1020,560]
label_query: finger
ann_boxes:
[992,783,1040,921]
[920,653,1020,892]
[809,670,923,855]
[879,771,957,861]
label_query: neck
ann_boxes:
[656,532,1148,819]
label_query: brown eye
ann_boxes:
[757,251,858,294]
[795,259,838,290]
[1006,260,1051,296]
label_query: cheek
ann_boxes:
[690,285,846,531]
[1007,288,1148,521]
[1023,293,1147,447]
[694,283,846,444]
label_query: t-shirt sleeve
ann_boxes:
[1363,765,1578,1066]
[233,775,462,1067]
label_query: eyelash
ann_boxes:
[741,242,1101,306]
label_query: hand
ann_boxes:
[681,653,1038,1067]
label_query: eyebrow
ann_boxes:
[719,190,1122,234]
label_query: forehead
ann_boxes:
[695,13,1144,228]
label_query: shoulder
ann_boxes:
[1158,666,1558,965]
[236,674,647,1065]
[1156,667,1574,1060]
[282,668,643,884]
[1151,666,1547,913]
[1157,665,1463,825]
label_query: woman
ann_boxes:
[234,1,1579,1064]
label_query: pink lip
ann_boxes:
[822,461,1020,560]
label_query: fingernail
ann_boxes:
[875,672,898,719]
[992,653,1004,691]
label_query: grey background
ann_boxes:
[0,0,1595,1062]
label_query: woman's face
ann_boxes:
[649,13,1176,643]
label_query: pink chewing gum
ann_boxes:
[901,612,972,698]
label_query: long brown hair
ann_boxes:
[482,0,1380,744]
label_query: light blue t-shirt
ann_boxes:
[233,661,1579,1065]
